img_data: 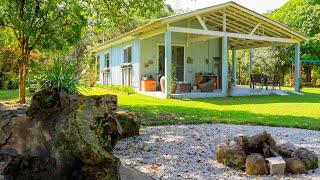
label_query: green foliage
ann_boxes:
[39,59,80,95]
[80,53,98,87]
[94,84,135,95]
[0,71,18,90]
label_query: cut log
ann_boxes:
[247,131,269,148]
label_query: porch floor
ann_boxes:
[138,87,299,99]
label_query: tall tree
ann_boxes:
[0,0,87,103]
[0,0,165,103]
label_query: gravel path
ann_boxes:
[114,124,320,180]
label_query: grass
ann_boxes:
[81,87,320,130]
[2,87,320,130]
[0,89,31,103]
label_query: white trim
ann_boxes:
[157,44,186,82]
[168,26,299,44]
[196,15,208,31]
[250,23,260,35]
[139,27,166,40]
[223,12,227,32]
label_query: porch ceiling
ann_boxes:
[89,1,309,53]
[166,2,308,50]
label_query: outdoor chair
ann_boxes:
[266,74,281,90]
[199,79,215,92]
[250,74,265,89]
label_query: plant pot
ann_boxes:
[160,76,166,93]
[171,83,177,94]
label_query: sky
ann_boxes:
[165,0,288,13]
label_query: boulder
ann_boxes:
[294,147,318,170]
[0,89,124,179]
[285,157,307,174]
[265,156,286,175]
[216,144,247,170]
[115,110,140,139]
[276,141,297,158]
[245,153,269,175]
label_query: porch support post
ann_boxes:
[165,30,172,97]
[221,36,229,95]
[294,43,301,92]
[232,49,237,87]
[249,48,253,87]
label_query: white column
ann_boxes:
[221,36,229,95]
[249,48,253,87]
[165,30,172,97]
[294,43,301,92]
[232,49,237,87]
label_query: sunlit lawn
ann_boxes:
[1,87,320,130]
[0,89,31,103]
[81,87,320,130]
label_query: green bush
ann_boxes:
[32,60,79,94]
[95,84,135,94]
[0,71,18,90]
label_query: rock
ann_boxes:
[285,157,307,174]
[0,89,123,179]
[294,147,318,170]
[216,144,247,170]
[265,156,286,175]
[245,153,269,175]
[115,110,140,139]
[276,141,297,158]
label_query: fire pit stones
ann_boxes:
[216,131,318,175]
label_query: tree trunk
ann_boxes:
[18,49,29,104]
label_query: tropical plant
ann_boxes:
[40,58,79,95]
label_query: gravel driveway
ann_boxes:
[114,124,320,180]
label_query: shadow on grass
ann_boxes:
[192,91,320,106]
[121,104,320,130]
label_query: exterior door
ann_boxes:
[159,46,184,81]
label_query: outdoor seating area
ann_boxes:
[250,74,282,90]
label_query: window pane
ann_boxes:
[124,49,128,63]
[128,47,132,63]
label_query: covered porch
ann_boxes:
[138,2,308,98]
[139,86,298,99]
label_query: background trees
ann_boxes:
[0,0,166,103]
[236,0,320,86]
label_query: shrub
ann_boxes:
[40,59,80,94]
[95,84,135,94]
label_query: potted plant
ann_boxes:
[227,79,233,96]
[171,66,177,93]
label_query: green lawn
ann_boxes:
[1,87,320,130]
[0,89,31,103]
[81,87,320,130]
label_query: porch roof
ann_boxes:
[90,1,309,53]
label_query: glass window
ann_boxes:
[124,46,132,63]
[104,53,110,68]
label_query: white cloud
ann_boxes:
[165,0,288,13]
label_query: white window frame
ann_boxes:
[104,51,110,68]
[123,44,132,64]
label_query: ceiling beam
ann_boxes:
[196,15,208,30]
[168,26,298,44]
[250,23,261,35]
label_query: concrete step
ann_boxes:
[119,165,154,180]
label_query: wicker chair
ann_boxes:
[199,79,215,92]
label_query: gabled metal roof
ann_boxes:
[90,1,309,52]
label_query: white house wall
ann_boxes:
[96,39,140,89]
[96,18,222,88]
[140,18,221,85]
